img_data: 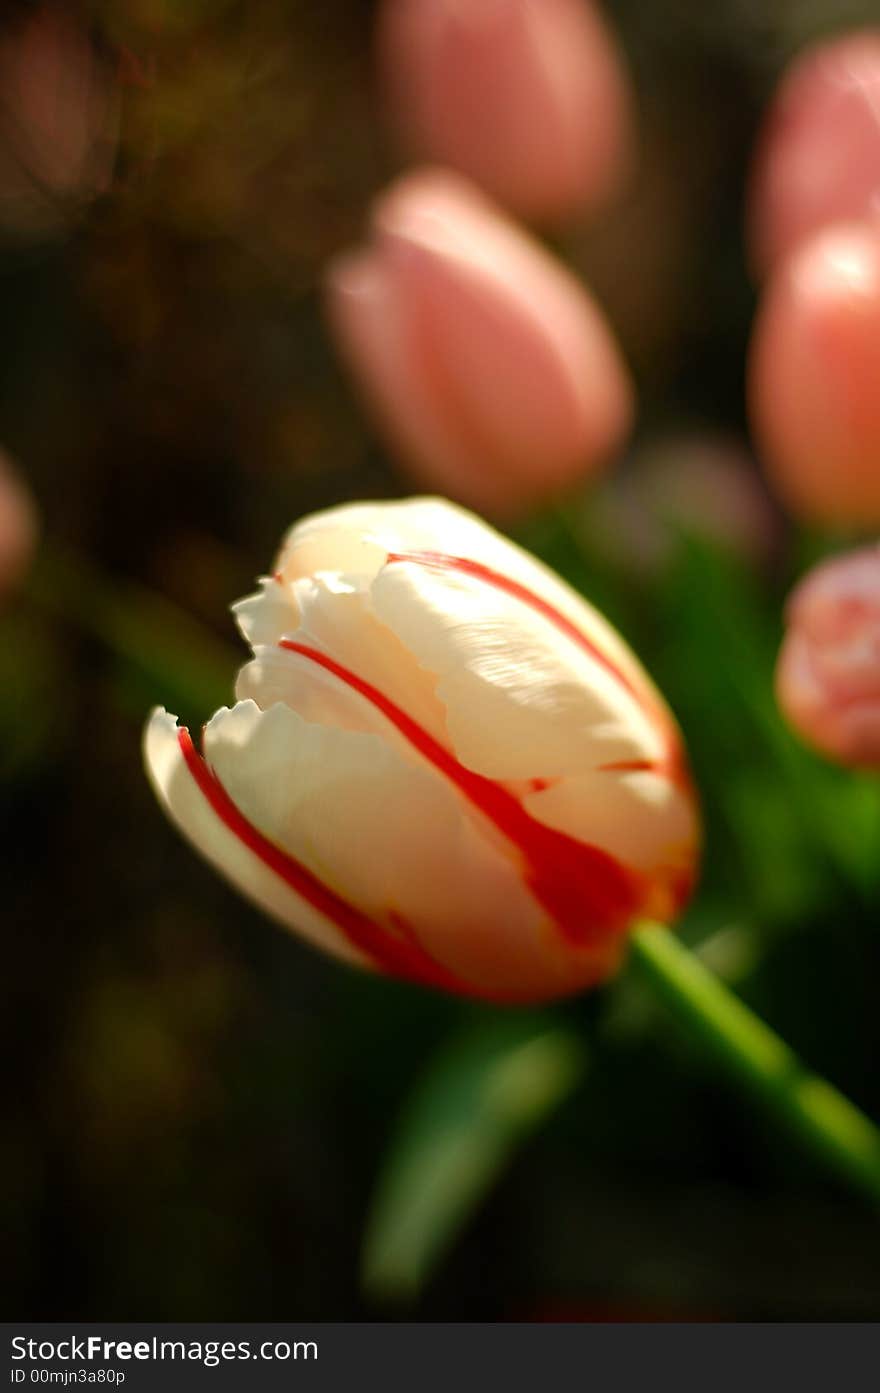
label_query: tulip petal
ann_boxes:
[232,576,300,648]
[776,546,880,767]
[378,0,633,223]
[197,698,597,1001]
[525,768,697,918]
[237,575,449,747]
[277,496,492,582]
[371,556,663,779]
[375,170,631,480]
[143,706,371,970]
[277,497,659,698]
[749,224,880,524]
[325,171,632,513]
[325,248,527,513]
[748,33,880,275]
[235,640,444,774]
[236,642,390,737]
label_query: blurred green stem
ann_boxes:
[631,922,880,1206]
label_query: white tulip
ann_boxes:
[144,498,698,1002]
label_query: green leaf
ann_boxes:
[26,544,236,723]
[361,1014,586,1303]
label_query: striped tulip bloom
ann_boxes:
[144,499,698,1002]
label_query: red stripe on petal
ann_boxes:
[176,726,472,996]
[279,641,644,949]
[385,551,640,699]
[385,549,695,799]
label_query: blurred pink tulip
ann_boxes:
[587,432,779,574]
[748,31,880,276]
[776,545,880,767]
[0,2,119,237]
[325,169,633,516]
[376,0,634,224]
[748,223,880,527]
[0,452,37,594]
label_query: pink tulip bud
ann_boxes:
[0,452,37,594]
[376,0,634,224]
[748,223,880,526]
[776,545,880,767]
[325,170,633,516]
[145,498,698,1003]
[748,31,880,276]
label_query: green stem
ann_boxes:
[631,922,880,1206]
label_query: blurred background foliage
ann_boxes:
[4,0,880,1320]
